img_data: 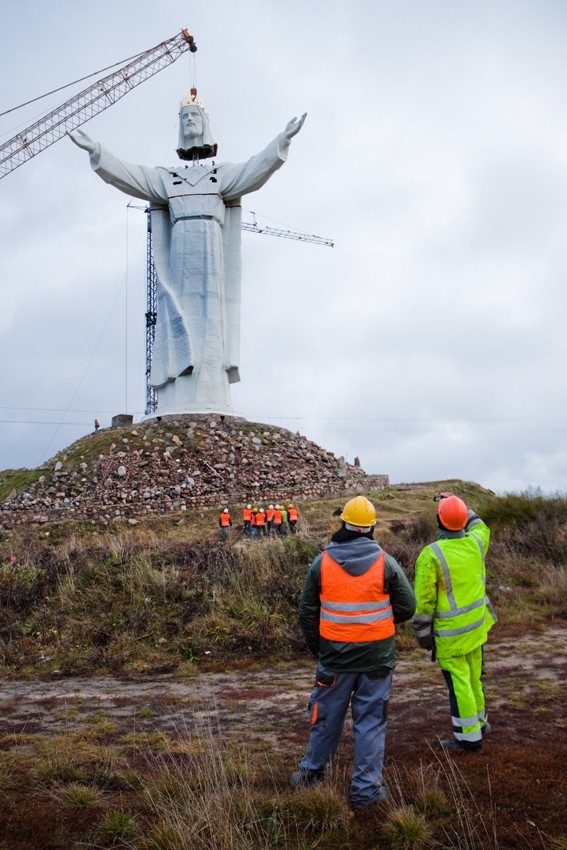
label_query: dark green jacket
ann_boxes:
[298,537,416,672]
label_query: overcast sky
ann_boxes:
[2,0,567,495]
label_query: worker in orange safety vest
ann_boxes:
[219,508,232,541]
[266,504,276,536]
[243,504,253,537]
[273,504,283,534]
[250,507,264,540]
[288,503,299,533]
[291,496,416,811]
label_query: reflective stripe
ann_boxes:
[467,516,484,531]
[434,615,486,637]
[321,608,393,625]
[452,713,479,727]
[454,728,482,743]
[436,597,485,618]
[430,541,486,622]
[319,551,394,642]
[430,542,457,609]
[469,533,485,560]
[321,598,391,613]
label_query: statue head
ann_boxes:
[177,89,217,161]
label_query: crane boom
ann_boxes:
[0,29,197,179]
[241,214,334,247]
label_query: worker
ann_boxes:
[249,506,259,539]
[218,508,232,541]
[256,508,267,537]
[288,503,299,533]
[243,504,252,537]
[94,418,100,431]
[272,504,283,535]
[291,496,416,810]
[412,492,496,752]
[279,503,289,536]
[266,504,275,537]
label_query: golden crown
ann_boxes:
[180,87,208,115]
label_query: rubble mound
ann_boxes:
[0,415,388,528]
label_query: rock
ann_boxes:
[0,415,382,529]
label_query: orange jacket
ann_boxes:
[219,513,231,527]
[252,512,266,527]
[319,551,394,642]
[273,509,282,524]
[243,508,252,522]
[288,507,298,522]
[266,508,275,522]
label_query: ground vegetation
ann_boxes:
[0,483,565,848]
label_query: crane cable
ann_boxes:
[0,48,150,120]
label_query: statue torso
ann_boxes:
[157,164,226,225]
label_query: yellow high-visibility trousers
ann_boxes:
[437,645,487,748]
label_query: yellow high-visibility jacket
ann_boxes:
[413,515,495,659]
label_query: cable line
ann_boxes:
[0,49,148,119]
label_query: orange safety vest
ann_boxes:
[243,508,252,522]
[266,509,275,522]
[220,513,231,527]
[254,512,266,526]
[273,509,282,524]
[319,551,395,642]
[288,508,298,521]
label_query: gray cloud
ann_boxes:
[2,1,567,493]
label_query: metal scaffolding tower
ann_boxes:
[145,211,158,415]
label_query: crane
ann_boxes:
[2,28,333,416]
[0,29,197,179]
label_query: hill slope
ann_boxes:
[0,414,388,528]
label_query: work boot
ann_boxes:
[290,769,324,788]
[350,784,389,814]
[440,738,482,753]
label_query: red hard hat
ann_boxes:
[437,495,468,531]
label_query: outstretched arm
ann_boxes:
[282,113,307,140]
[67,129,98,155]
[68,130,167,204]
[220,114,307,202]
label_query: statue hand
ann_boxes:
[67,128,97,154]
[283,113,307,141]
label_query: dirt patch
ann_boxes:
[0,625,565,846]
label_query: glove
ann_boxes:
[417,633,434,651]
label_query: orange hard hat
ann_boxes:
[437,496,468,531]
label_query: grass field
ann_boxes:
[0,482,565,849]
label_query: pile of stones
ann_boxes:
[0,415,388,528]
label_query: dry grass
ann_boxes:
[0,485,565,678]
[0,485,565,848]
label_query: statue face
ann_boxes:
[180,106,204,143]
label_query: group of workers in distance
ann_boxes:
[291,491,495,814]
[218,503,300,540]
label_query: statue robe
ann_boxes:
[89,134,290,414]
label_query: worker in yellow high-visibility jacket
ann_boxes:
[412,493,496,752]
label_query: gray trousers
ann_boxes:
[298,664,392,807]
